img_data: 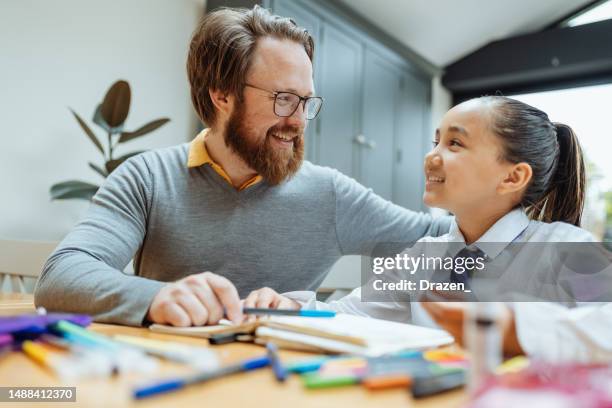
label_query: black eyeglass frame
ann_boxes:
[244,83,323,120]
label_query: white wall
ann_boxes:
[430,75,452,137]
[0,0,206,241]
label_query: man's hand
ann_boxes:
[147,272,243,327]
[420,301,524,356]
[243,287,301,310]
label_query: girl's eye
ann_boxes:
[450,139,463,147]
[432,140,439,147]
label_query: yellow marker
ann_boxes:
[496,356,530,375]
[22,340,53,365]
[424,348,466,362]
[22,341,82,380]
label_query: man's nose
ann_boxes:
[284,102,307,128]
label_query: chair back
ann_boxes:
[0,239,58,293]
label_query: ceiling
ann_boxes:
[336,0,594,67]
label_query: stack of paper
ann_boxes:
[150,313,453,356]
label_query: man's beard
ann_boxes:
[224,103,305,185]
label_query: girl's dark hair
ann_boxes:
[482,96,586,226]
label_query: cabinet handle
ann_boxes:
[353,134,367,145]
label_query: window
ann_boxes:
[564,0,612,27]
[512,84,612,244]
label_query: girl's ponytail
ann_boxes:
[528,123,585,226]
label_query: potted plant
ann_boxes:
[50,80,170,200]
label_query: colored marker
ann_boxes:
[302,373,360,389]
[286,355,361,374]
[133,355,270,399]
[243,308,336,317]
[0,334,13,348]
[286,357,332,373]
[266,342,287,382]
[113,334,219,370]
[52,320,157,374]
[52,320,119,350]
[0,314,91,336]
[21,340,83,380]
[362,374,412,390]
[40,334,114,377]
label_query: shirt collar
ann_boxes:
[187,128,213,168]
[187,128,262,190]
[446,208,530,260]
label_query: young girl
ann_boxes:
[245,96,612,361]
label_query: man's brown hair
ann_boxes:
[187,5,314,127]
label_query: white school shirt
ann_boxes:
[285,208,612,362]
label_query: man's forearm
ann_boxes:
[35,248,164,326]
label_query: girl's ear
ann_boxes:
[498,162,532,195]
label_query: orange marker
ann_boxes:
[362,374,413,390]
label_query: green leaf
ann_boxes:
[88,162,108,178]
[119,118,170,143]
[92,104,111,133]
[50,180,99,201]
[70,109,104,155]
[104,151,145,174]
[101,80,131,128]
[93,103,125,134]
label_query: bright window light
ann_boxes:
[566,0,612,27]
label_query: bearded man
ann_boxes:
[35,6,450,327]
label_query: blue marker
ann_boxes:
[286,357,333,374]
[266,342,287,382]
[133,355,270,399]
[243,308,336,318]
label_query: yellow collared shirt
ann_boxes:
[187,129,262,191]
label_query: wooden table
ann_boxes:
[0,293,467,407]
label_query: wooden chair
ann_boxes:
[0,239,58,293]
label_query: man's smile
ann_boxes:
[270,132,299,148]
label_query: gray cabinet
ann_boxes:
[360,48,402,201]
[394,72,429,211]
[267,0,431,210]
[317,24,362,178]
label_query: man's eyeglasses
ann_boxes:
[244,83,323,120]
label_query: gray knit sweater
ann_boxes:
[35,144,450,326]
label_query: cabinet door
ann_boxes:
[270,0,321,162]
[359,49,402,201]
[316,24,362,177]
[394,73,429,211]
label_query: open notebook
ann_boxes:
[149,313,453,356]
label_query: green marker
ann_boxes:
[302,373,360,389]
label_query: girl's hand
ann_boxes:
[242,287,301,322]
[420,301,524,356]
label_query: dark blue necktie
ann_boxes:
[450,246,485,289]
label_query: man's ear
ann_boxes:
[209,88,234,117]
[498,162,532,195]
